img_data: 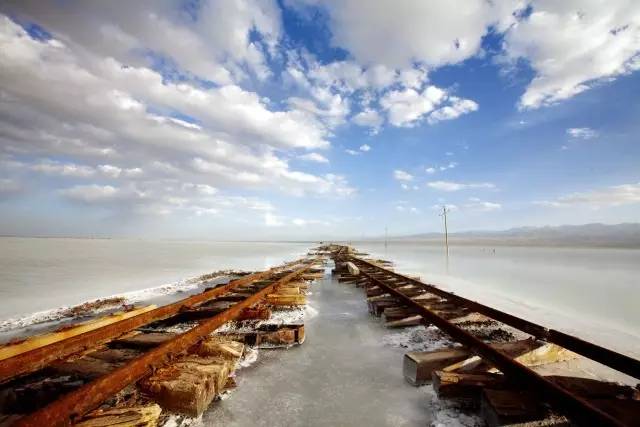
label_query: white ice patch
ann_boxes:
[237,346,259,369]
[216,307,305,334]
[161,414,202,427]
[0,274,230,333]
[305,303,319,319]
[0,308,81,333]
[119,279,204,304]
[424,386,482,427]
[269,307,305,325]
[382,325,453,352]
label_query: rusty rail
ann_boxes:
[349,258,626,427]
[0,260,301,384]
[13,259,316,427]
[351,256,640,380]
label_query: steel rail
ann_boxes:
[13,259,316,427]
[352,262,626,427]
[0,259,303,384]
[348,255,640,380]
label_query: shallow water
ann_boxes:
[356,242,640,358]
[0,237,311,321]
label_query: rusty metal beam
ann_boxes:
[13,259,315,427]
[0,260,302,384]
[349,256,640,381]
[354,264,626,427]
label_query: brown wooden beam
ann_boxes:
[13,260,315,427]
[349,255,640,381]
[0,260,302,384]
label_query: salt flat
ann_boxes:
[203,266,451,427]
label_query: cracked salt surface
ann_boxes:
[381,325,454,352]
[423,387,482,427]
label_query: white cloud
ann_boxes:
[381,86,446,127]
[359,144,371,152]
[98,164,123,178]
[31,160,96,178]
[352,109,383,133]
[393,169,414,182]
[428,97,478,124]
[395,200,420,213]
[0,14,353,209]
[303,0,522,68]
[567,127,598,140]
[365,64,397,88]
[264,212,285,227]
[536,182,640,208]
[298,0,640,111]
[400,183,420,191]
[287,89,350,128]
[1,0,282,84]
[431,203,459,212]
[298,152,329,163]
[380,86,478,127]
[465,197,502,212]
[426,181,495,191]
[426,162,458,174]
[503,1,640,109]
[398,67,428,89]
[291,217,330,226]
[345,149,359,156]
[60,184,123,203]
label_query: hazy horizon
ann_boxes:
[2,222,640,249]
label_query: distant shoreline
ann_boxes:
[350,238,640,249]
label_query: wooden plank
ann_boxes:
[403,348,470,386]
[433,370,507,399]
[481,389,547,427]
[265,294,306,306]
[52,347,142,379]
[449,342,576,374]
[385,315,423,328]
[351,255,640,381]
[275,287,301,295]
[0,306,156,361]
[382,307,416,321]
[0,260,302,385]
[236,306,271,321]
[404,339,544,385]
[109,333,176,350]
[139,337,243,417]
[74,404,162,427]
[437,372,640,411]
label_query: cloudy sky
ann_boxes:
[0,1,639,239]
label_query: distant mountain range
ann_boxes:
[384,223,640,248]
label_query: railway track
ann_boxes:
[331,245,640,427]
[0,256,322,426]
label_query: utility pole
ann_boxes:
[439,206,450,272]
[384,226,388,249]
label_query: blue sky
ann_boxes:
[0,1,639,239]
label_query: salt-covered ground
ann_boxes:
[0,273,239,343]
[200,264,480,427]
